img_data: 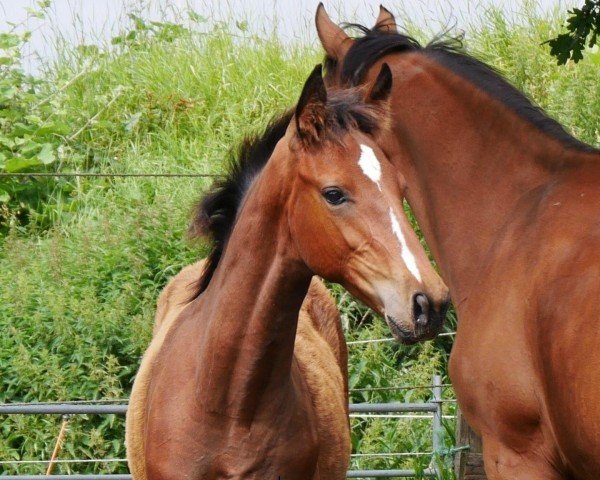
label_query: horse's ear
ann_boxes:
[295,64,327,144]
[366,63,393,104]
[374,5,398,33]
[315,3,354,61]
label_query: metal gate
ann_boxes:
[0,376,451,479]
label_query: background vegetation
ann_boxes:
[1,1,599,477]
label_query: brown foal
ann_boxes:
[126,65,449,480]
[316,4,600,479]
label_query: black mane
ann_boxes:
[332,24,598,154]
[191,89,384,297]
[189,110,293,296]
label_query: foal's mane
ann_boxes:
[329,24,598,154]
[190,89,383,297]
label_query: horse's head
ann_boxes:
[283,64,449,343]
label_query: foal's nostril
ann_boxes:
[413,293,431,327]
[439,298,451,321]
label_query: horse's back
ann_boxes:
[299,279,349,401]
[294,281,351,477]
[154,261,202,334]
[127,263,201,480]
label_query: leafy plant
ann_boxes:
[0,2,73,230]
[546,0,600,64]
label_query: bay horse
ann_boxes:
[315,4,600,479]
[126,65,450,480]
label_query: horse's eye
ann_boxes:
[322,187,347,206]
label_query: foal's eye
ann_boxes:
[322,187,347,206]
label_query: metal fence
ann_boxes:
[0,376,451,479]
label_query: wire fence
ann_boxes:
[0,172,217,178]
[346,331,455,346]
[0,376,461,479]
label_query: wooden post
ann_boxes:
[454,410,487,480]
[46,415,69,475]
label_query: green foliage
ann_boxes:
[0,3,74,230]
[471,6,600,146]
[1,2,599,478]
[546,0,600,64]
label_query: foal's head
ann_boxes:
[286,65,449,342]
[194,65,449,343]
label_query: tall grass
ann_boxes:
[1,2,598,477]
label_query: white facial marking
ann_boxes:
[389,208,422,283]
[358,143,422,282]
[358,144,382,191]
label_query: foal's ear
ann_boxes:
[315,3,354,61]
[366,63,393,103]
[295,64,328,144]
[374,5,398,33]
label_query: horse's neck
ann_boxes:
[197,164,312,420]
[388,55,596,302]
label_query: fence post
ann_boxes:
[454,410,487,479]
[431,374,443,477]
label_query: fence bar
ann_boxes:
[0,404,127,415]
[1,403,437,415]
[0,473,441,479]
[0,172,216,178]
[350,402,436,413]
[0,476,132,480]
[346,468,437,478]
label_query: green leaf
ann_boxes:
[25,7,45,19]
[37,144,55,165]
[0,33,20,49]
[4,156,42,172]
[36,122,71,137]
[0,86,18,100]
[0,136,15,149]
[546,1,600,64]
[0,188,10,203]
[20,140,42,157]
[124,112,142,132]
[188,11,208,23]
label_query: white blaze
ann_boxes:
[358,144,382,190]
[358,143,422,283]
[389,208,422,283]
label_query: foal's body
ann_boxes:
[128,262,349,480]
[316,7,600,479]
[127,66,449,480]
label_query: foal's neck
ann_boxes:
[387,54,598,302]
[197,158,312,420]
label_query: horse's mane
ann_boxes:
[331,23,598,154]
[190,88,384,297]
